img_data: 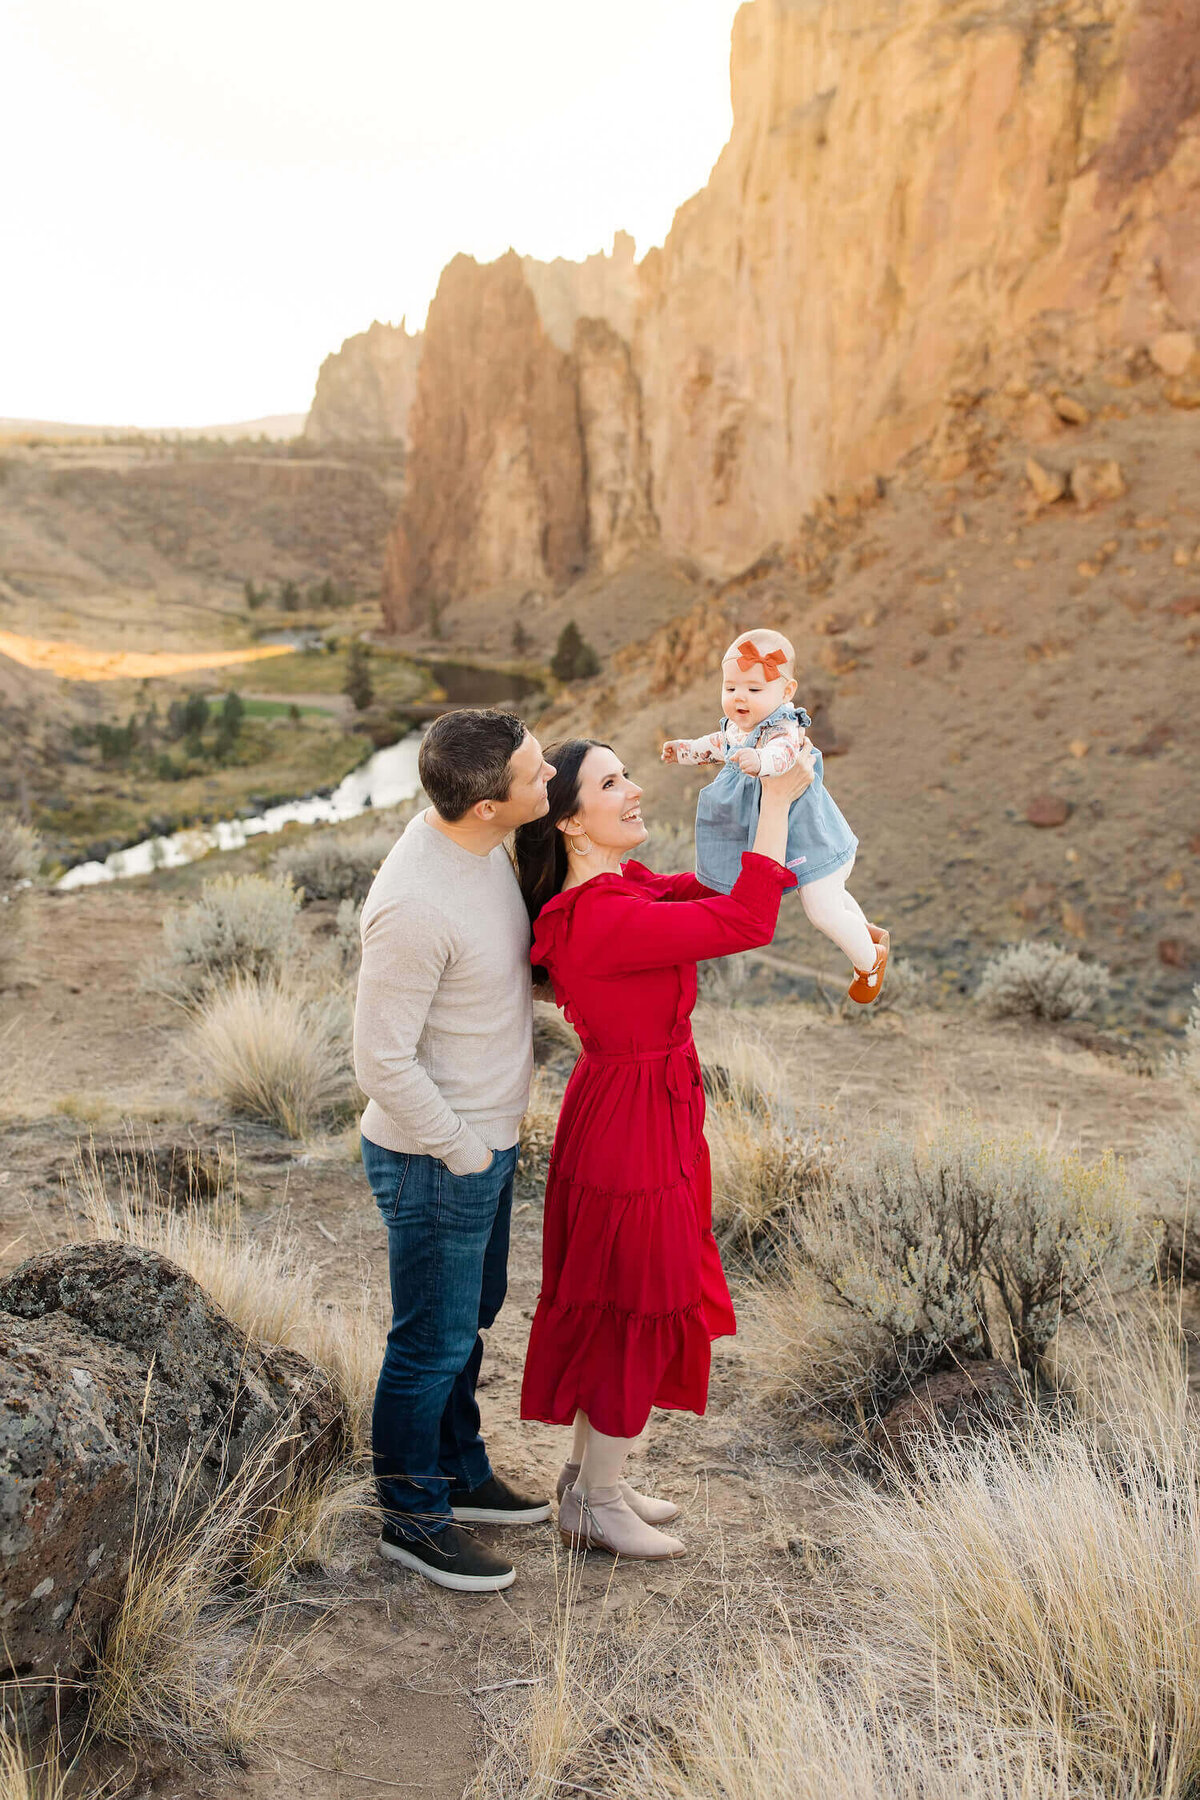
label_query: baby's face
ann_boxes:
[721,660,790,730]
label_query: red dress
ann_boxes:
[519,851,796,1439]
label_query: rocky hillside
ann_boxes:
[381,0,1200,627]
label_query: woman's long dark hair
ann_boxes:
[514,738,611,928]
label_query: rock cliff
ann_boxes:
[305,318,423,445]
[382,0,1200,619]
[383,253,587,630]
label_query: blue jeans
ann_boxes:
[362,1135,518,1543]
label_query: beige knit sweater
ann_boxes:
[353,810,533,1175]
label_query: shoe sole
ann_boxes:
[379,1536,516,1592]
[451,1502,552,1524]
[559,1529,686,1560]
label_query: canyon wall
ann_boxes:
[382,253,587,628]
[636,0,1200,570]
[382,0,1200,622]
[305,319,423,445]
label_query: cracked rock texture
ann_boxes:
[0,1243,345,1690]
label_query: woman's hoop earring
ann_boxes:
[567,832,592,856]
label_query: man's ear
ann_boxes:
[474,798,498,823]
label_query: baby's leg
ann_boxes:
[799,865,876,970]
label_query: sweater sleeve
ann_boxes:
[353,894,492,1176]
[583,853,795,975]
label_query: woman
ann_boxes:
[513,736,816,1559]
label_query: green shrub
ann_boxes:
[343,641,374,711]
[551,620,600,682]
[975,941,1110,1021]
[154,874,302,1000]
[271,819,401,904]
[765,1119,1157,1420]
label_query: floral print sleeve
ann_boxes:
[673,730,726,766]
[755,718,807,776]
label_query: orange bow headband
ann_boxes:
[733,639,787,680]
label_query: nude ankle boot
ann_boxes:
[558,1482,685,1560]
[556,1461,680,1525]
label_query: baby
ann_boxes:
[661,629,888,1002]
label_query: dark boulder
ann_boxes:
[0,1243,347,1691]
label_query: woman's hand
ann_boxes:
[759,742,816,807]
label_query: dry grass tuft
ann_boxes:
[975,940,1110,1021]
[151,873,303,1002]
[79,1142,379,1444]
[519,1068,564,1185]
[189,975,355,1138]
[0,816,42,889]
[89,1426,340,1760]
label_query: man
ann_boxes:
[354,708,557,1592]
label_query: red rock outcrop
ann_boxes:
[305,319,423,445]
[382,253,587,630]
[382,0,1200,615]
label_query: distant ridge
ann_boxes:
[0,413,306,442]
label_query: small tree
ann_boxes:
[280,579,302,612]
[243,578,265,611]
[182,692,210,736]
[343,641,374,711]
[220,692,245,740]
[551,621,600,682]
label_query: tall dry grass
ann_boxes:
[485,1315,1200,1800]
[79,1142,379,1444]
[188,975,356,1138]
[89,1422,365,1760]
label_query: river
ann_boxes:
[56,732,424,890]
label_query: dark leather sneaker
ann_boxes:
[448,1473,552,1525]
[378,1520,515,1592]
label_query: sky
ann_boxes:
[1,0,743,428]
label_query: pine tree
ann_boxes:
[551,621,600,682]
[343,641,374,711]
[220,691,245,739]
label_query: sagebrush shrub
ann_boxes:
[156,874,302,999]
[975,940,1110,1021]
[190,976,354,1137]
[0,815,41,887]
[774,1120,1155,1416]
[271,817,402,904]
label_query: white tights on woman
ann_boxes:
[799,856,875,970]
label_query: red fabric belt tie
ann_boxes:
[581,1034,700,1175]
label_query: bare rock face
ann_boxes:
[521,232,638,354]
[383,253,588,631]
[0,1244,346,1691]
[636,0,1200,572]
[305,319,423,445]
[380,0,1200,614]
[575,317,657,574]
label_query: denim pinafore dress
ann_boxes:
[693,702,858,895]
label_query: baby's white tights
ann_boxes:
[799,858,876,971]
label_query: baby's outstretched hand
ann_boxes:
[731,747,761,775]
[660,740,682,764]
